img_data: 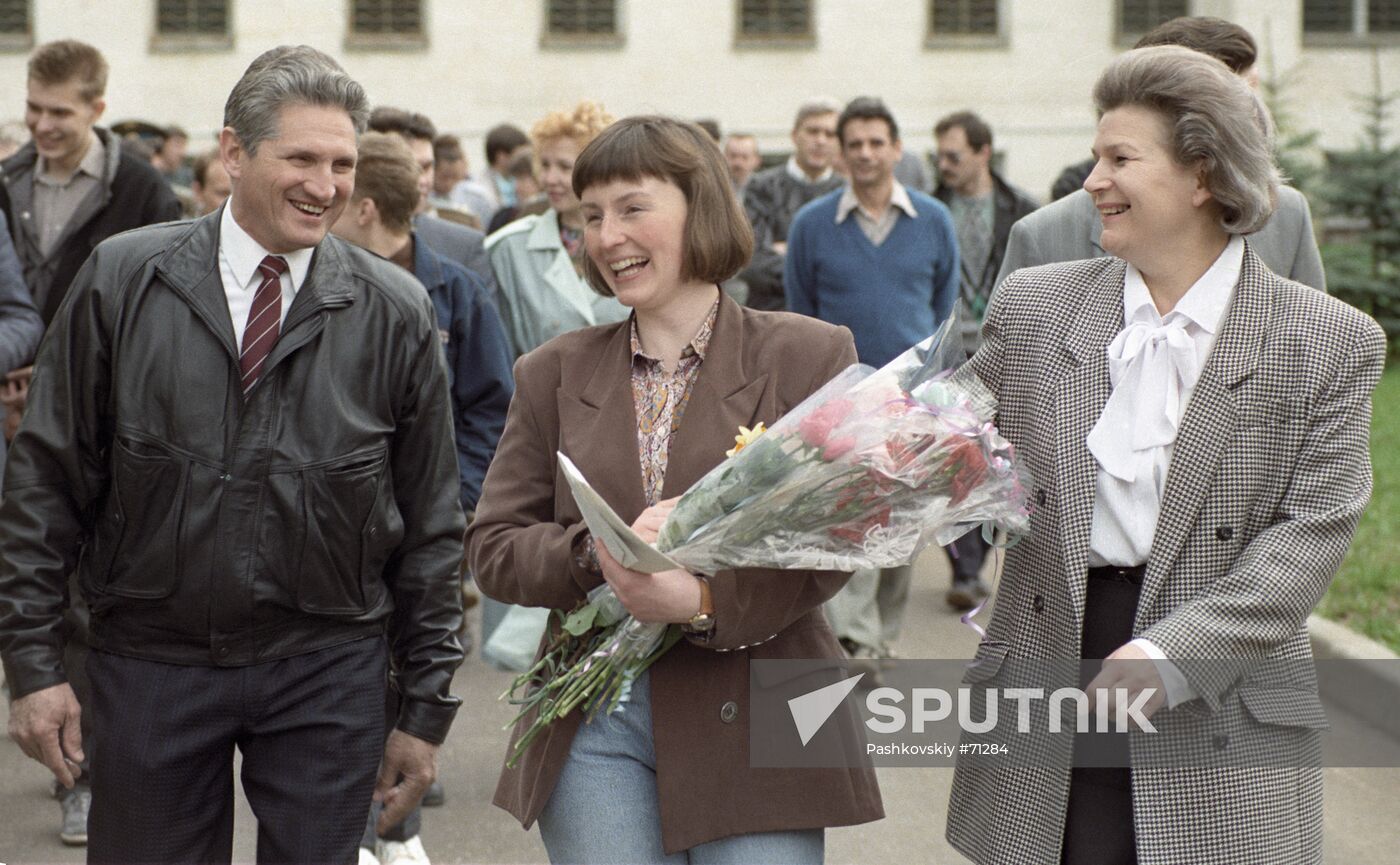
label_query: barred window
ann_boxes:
[929,0,998,37]
[547,0,617,35]
[350,0,423,35]
[1371,0,1400,31]
[1304,0,1400,36]
[737,0,813,39]
[0,0,29,38]
[156,0,229,35]
[1117,0,1189,40]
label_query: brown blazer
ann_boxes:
[467,291,884,853]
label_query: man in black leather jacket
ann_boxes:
[0,46,465,864]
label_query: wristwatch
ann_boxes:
[684,574,716,637]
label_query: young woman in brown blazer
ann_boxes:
[467,116,882,863]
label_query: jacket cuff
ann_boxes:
[394,696,460,746]
[2,648,67,701]
[566,524,606,596]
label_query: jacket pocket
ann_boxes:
[1238,687,1330,730]
[962,639,1011,684]
[297,450,390,614]
[99,437,188,599]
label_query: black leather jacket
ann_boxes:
[0,211,466,743]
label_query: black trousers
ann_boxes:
[87,636,387,865]
[1061,566,1143,865]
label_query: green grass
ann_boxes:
[1318,362,1400,652]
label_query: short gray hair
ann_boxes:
[792,97,841,131]
[223,45,369,154]
[1093,45,1279,235]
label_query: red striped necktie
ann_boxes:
[239,255,288,395]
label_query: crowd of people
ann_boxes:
[0,13,1383,865]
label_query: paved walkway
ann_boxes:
[2,550,1397,863]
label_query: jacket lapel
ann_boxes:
[528,211,597,323]
[1054,259,1126,626]
[661,294,769,498]
[557,320,649,523]
[264,240,355,372]
[154,211,240,360]
[1138,246,1269,614]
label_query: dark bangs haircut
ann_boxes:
[571,116,754,297]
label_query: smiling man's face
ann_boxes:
[222,102,358,254]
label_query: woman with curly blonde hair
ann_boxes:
[484,100,629,357]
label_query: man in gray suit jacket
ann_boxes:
[996,185,1325,291]
[996,16,1327,294]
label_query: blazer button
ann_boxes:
[719,701,739,724]
[1212,734,1230,751]
[1215,526,1234,541]
[1032,594,1046,614]
[1035,489,1048,507]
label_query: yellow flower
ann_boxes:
[725,422,767,458]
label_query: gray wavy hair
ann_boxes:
[1093,44,1280,234]
[223,45,369,154]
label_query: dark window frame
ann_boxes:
[0,0,30,53]
[345,0,429,52]
[150,0,234,53]
[925,0,1006,50]
[1114,0,1191,46]
[1303,0,1400,46]
[734,0,816,50]
[540,0,625,50]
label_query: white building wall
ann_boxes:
[2,0,1396,199]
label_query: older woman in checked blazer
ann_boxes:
[945,46,1386,865]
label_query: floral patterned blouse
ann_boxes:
[575,298,719,574]
[630,299,719,505]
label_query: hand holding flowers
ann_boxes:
[501,317,1032,767]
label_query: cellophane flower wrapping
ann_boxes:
[502,316,1031,766]
[654,318,1031,572]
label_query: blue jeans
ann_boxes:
[537,670,824,864]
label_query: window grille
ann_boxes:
[547,0,617,35]
[350,0,423,35]
[738,0,812,38]
[0,0,29,36]
[930,0,998,36]
[1118,0,1189,39]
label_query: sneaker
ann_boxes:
[946,577,990,612]
[421,779,445,807]
[358,846,382,865]
[59,788,90,846]
[376,835,431,865]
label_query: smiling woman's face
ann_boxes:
[537,136,583,216]
[1084,104,1213,270]
[581,175,696,312]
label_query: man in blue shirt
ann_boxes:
[785,96,959,662]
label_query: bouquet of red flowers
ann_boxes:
[502,318,1030,766]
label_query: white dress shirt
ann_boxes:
[835,181,917,246]
[1085,235,1244,705]
[219,201,314,351]
[784,155,834,185]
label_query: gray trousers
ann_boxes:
[822,565,913,651]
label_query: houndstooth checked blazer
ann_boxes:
[944,245,1386,865]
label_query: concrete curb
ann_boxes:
[1309,615,1399,736]
[1309,614,1399,661]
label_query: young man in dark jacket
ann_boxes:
[0,38,185,848]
